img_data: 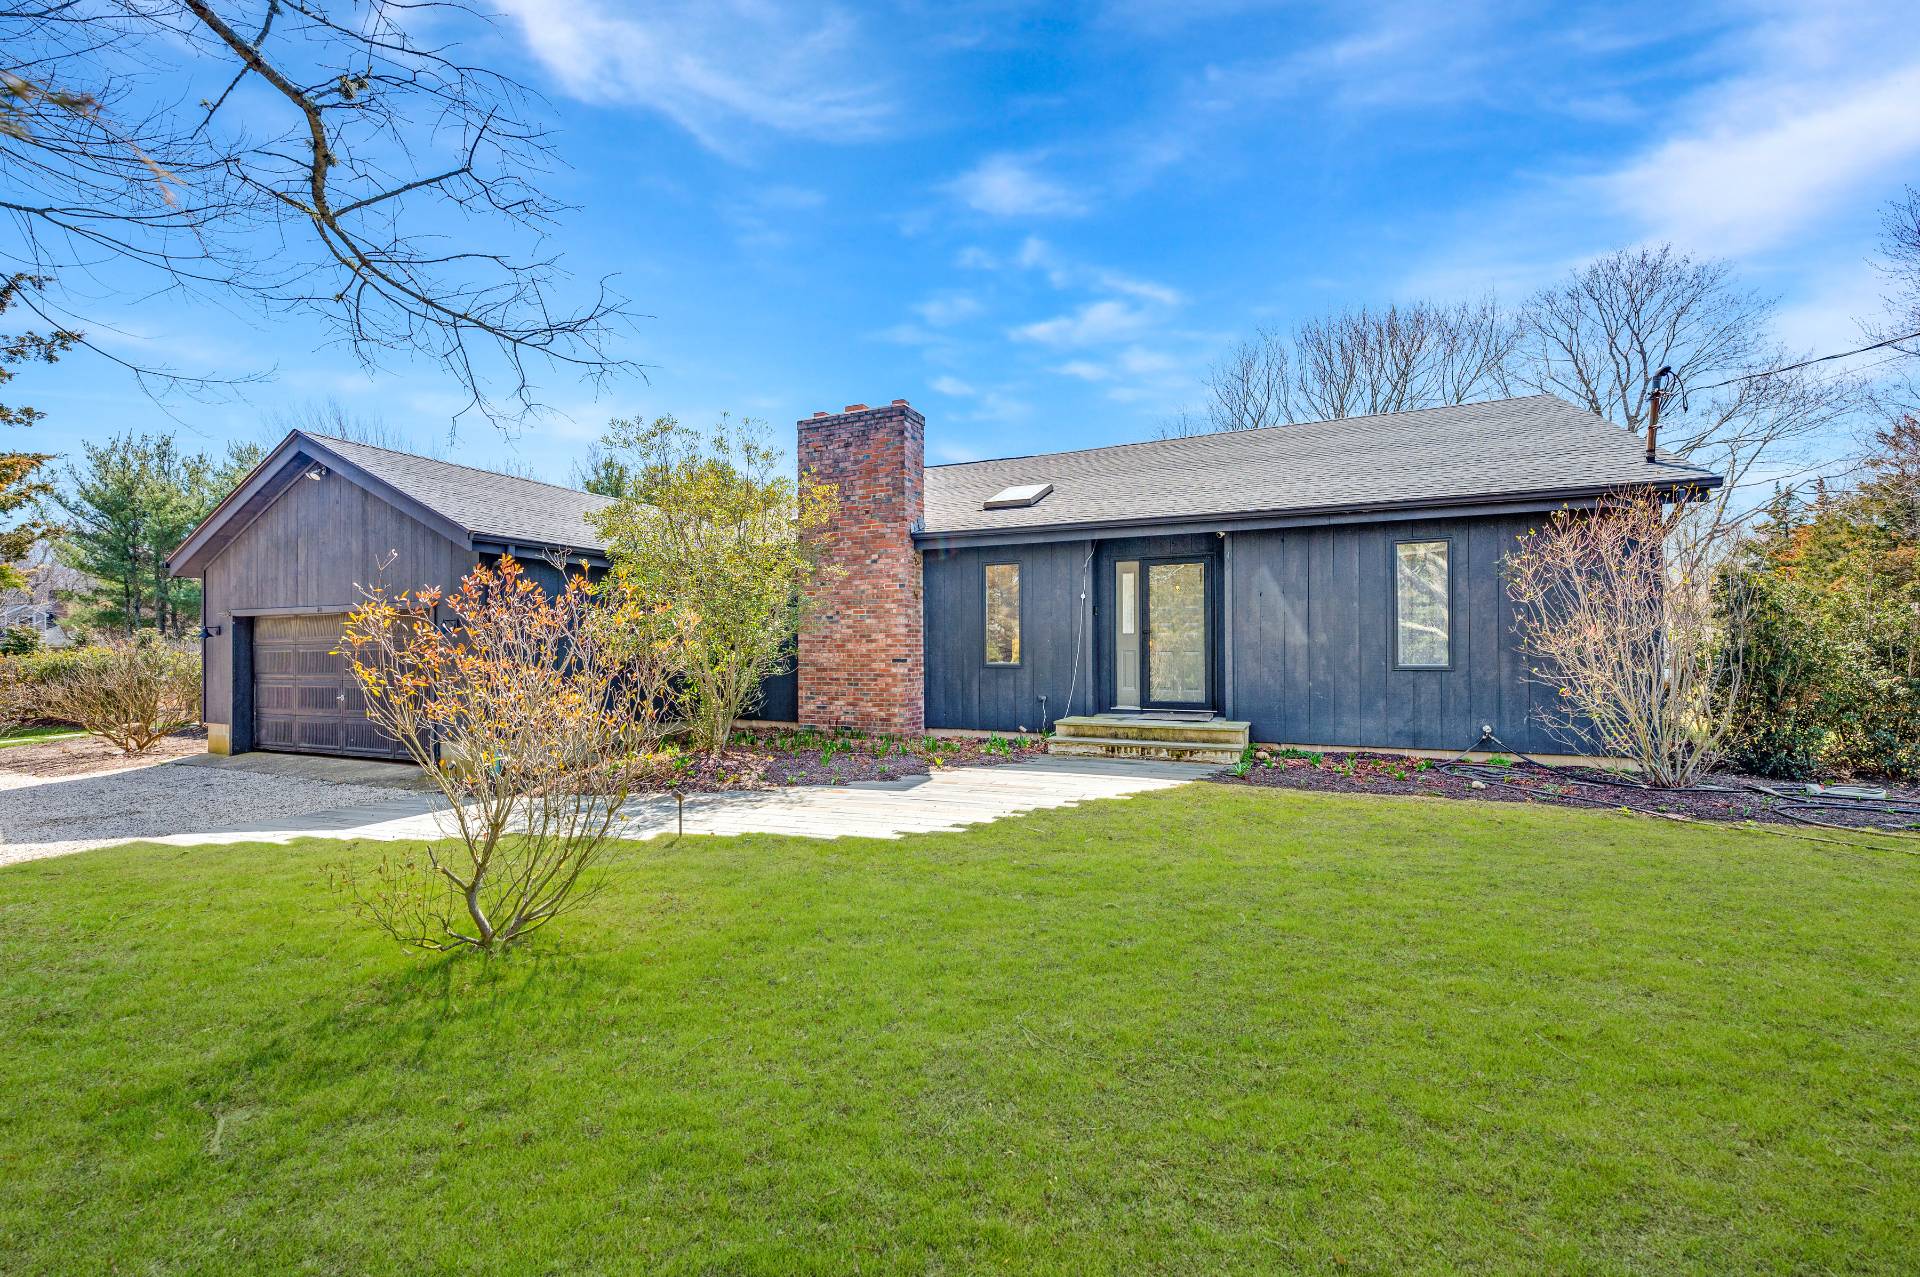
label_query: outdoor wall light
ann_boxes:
[200,624,223,638]
[307,463,329,481]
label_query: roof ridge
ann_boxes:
[306,432,610,501]
[926,394,1563,471]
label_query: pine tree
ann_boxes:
[1,275,81,589]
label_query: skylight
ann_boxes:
[983,482,1053,510]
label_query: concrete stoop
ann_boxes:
[1047,714,1249,765]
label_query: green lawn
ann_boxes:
[0,725,87,747]
[2,787,1916,1275]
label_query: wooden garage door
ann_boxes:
[253,614,409,760]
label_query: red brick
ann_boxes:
[797,402,925,734]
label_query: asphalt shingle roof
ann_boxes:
[311,433,614,552]
[922,395,1720,537]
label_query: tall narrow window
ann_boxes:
[984,563,1021,665]
[1395,540,1450,668]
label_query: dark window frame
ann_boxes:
[1391,536,1454,671]
[982,560,1023,667]
[1139,554,1214,710]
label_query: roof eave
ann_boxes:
[914,473,1723,548]
[471,537,609,567]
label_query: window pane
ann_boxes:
[985,563,1020,664]
[1147,561,1206,702]
[1396,541,1449,667]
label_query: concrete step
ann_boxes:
[1047,735,1242,765]
[1051,715,1251,747]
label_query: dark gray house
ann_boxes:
[171,394,1718,763]
[168,432,621,758]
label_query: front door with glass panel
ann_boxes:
[1114,557,1211,711]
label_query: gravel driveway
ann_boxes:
[0,749,416,868]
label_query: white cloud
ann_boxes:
[1603,60,1920,257]
[499,0,892,156]
[971,235,1185,305]
[1011,300,1157,347]
[945,154,1085,218]
[914,293,985,326]
[1053,345,1185,380]
[930,374,977,396]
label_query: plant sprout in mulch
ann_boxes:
[1214,746,1920,834]
[617,727,1049,791]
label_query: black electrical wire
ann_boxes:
[1677,327,1920,397]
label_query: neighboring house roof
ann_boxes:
[169,430,613,576]
[308,434,613,552]
[921,394,1722,541]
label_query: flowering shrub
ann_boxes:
[333,555,677,953]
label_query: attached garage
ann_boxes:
[167,429,610,761]
[251,614,409,759]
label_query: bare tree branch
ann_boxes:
[1,0,641,422]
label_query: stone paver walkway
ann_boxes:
[129,755,1213,850]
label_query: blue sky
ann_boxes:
[23,0,1920,481]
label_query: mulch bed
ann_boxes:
[618,730,1050,792]
[0,728,206,780]
[1209,748,1920,835]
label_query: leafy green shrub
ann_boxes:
[1717,426,1920,782]
[1720,566,1833,780]
[0,646,106,726]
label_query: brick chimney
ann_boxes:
[797,400,925,734]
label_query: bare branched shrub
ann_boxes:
[334,556,676,954]
[0,659,31,738]
[38,638,199,752]
[1507,492,1750,787]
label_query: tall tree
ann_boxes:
[1515,245,1857,522]
[1,274,79,588]
[571,442,642,498]
[588,415,837,752]
[2,1,635,419]
[1881,186,1920,340]
[53,432,255,635]
[1179,296,1517,436]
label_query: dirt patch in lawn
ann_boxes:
[0,729,205,783]
[619,729,1050,792]
[1210,748,1920,834]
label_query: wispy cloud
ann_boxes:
[914,293,985,326]
[960,236,1184,306]
[930,374,977,396]
[944,153,1086,217]
[1011,299,1158,347]
[499,0,892,157]
[1602,60,1920,256]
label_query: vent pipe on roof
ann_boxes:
[1645,366,1672,463]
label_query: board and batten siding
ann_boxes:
[200,465,475,745]
[922,511,1579,754]
[923,540,1096,733]
[1226,512,1574,755]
